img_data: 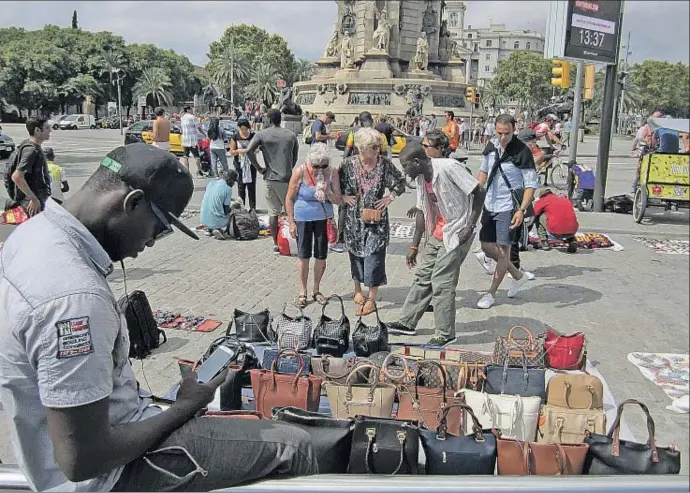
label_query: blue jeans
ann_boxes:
[210,149,229,177]
[112,416,317,491]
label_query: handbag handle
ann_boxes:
[355,302,382,325]
[321,294,346,319]
[346,363,381,403]
[562,380,596,410]
[606,399,660,463]
[281,302,307,320]
[317,354,358,380]
[364,423,410,475]
[380,352,411,384]
[414,361,448,404]
[500,347,529,394]
[270,348,304,394]
[437,402,484,441]
[520,441,570,475]
[507,325,535,346]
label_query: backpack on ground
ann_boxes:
[118,290,167,359]
[3,141,34,201]
[603,194,634,214]
[231,208,260,240]
[303,123,313,145]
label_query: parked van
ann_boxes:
[58,114,96,130]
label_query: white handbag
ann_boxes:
[456,389,540,441]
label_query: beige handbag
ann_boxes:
[546,373,604,410]
[456,389,540,442]
[325,364,396,419]
[537,404,606,444]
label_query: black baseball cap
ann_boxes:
[100,143,198,240]
[325,111,336,121]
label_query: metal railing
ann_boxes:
[0,466,687,492]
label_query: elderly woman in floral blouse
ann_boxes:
[340,127,407,315]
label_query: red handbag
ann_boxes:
[544,328,586,370]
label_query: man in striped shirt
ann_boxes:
[389,134,485,346]
[180,106,202,176]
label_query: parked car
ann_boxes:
[48,114,68,130]
[59,114,97,130]
[125,120,205,156]
[0,131,15,159]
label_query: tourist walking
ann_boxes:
[180,106,203,176]
[229,118,257,210]
[207,117,229,177]
[339,128,406,315]
[285,143,342,308]
[45,147,69,205]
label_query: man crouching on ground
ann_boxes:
[0,143,316,492]
[388,140,485,346]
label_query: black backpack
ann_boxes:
[231,209,260,240]
[118,290,167,359]
[4,141,34,201]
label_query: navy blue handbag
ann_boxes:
[261,347,312,376]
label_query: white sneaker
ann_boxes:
[475,252,496,275]
[509,268,535,280]
[477,293,495,309]
[329,243,345,253]
[212,230,227,240]
[507,273,529,298]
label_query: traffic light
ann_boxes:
[473,91,481,105]
[583,64,595,100]
[465,86,475,102]
[551,59,571,88]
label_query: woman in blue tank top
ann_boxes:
[285,143,342,308]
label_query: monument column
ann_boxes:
[423,0,442,65]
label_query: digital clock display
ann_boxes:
[564,0,622,64]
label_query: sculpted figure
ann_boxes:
[341,33,355,69]
[372,8,391,51]
[324,27,339,57]
[413,33,429,71]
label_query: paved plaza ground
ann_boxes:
[0,125,688,473]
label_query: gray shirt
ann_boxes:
[0,199,159,492]
[245,125,299,182]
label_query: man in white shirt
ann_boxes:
[459,118,469,150]
[179,106,203,176]
[389,135,485,346]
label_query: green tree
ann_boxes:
[133,67,172,108]
[244,62,281,104]
[71,10,78,29]
[100,49,125,101]
[490,51,553,112]
[479,79,507,109]
[629,60,690,117]
[59,73,102,112]
[291,58,316,83]
[207,43,250,103]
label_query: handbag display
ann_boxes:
[496,435,589,475]
[249,349,322,417]
[457,389,540,441]
[231,308,274,343]
[444,347,495,364]
[583,399,681,475]
[275,304,313,351]
[313,294,350,357]
[493,326,546,367]
[261,347,311,376]
[419,403,497,475]
[397,361,463,435]
[271,406,354,474]
[349,416,419,475]
[376,352,417,385]
[201,410,264,420]
[485,350,546,402]
[325,364,396,419]
[419,361,487,392]
[537,404,606,444]
[352,309,389,357]
[546,373,604,410]
[544,328,586,370]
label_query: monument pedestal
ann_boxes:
[335,68,360,80]
[407,69,437,80]
[447,60,466,83]
[360,51,393,79]
[281,114,303,135]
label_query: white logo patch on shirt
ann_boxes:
[56,317,94,358]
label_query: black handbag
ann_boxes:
[200,336,256,409]
[349,416,419,475]
[230,308,274,343]
[419,403,497,475]
[352,308,389,357]
[314,295,350,357]
[485,349,546,402]
[584,399,681,475]
[272,406,354,474]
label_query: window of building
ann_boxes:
[486,40,492,47]
[485,53,491,60]
[485,65,491,72]
[514,41,520,49]
[502,40,507,46]
[468,33,473,39]
[526,42,531,50]
[473,43,478,52]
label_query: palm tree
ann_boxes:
[58,73,103,112]
[244,62,282,104]
[208,44,250,102]
[291,58,316,83]
[133,67,172,109]
[480,80,507,109]
[100,49,125,101]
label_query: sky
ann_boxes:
[0,1,687,67]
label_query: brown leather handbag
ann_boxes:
[537,404,606,444]
[201,410,264,420]
[496,434,589,475]
[311,354,368,390]
[546,373,604,410]
[397,361,463,435]
[249,349,322,417]
[361,208,382,224]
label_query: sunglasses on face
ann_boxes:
[150,201,174,241]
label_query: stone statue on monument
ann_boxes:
[324,26,340,57]
[372,7,391,52]
[413,33,429,71]
[438,20,450,58]
[341,32,355,69]
[279,87,303,116]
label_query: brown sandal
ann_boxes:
[353,292,365,305]
[296,294,308,309]
[356,298,376,316]
[312,292,327,305]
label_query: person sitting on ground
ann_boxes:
[285,143,342,308]
[0,143,316,492]
[45,147,69,204]
[532,187,579,253]
[200,169,239,240]
[389,139,485,346]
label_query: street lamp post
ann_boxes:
[113,69,124,136]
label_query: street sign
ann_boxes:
[137,96,147,107]
[277,79,286,88]
[545,0,623,65]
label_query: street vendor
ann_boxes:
[0,143,316,492]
